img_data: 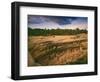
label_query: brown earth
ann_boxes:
[28,33,88,66]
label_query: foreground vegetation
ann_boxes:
[28,33,88,66]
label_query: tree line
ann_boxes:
[28,27,87,36]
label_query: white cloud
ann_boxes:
[29,22,87,30]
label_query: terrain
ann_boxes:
[28,33,87,66]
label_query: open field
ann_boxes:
[28,33,88,66]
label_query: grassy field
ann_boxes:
[28,33,88,66]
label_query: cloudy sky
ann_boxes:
[28,15,88,30]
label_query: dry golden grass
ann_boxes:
[28,33,87,66]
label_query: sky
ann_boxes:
[28,15,88,30]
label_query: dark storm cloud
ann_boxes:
[28,15,87,25]
[48,16,79,25]
[28,16,45,24]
